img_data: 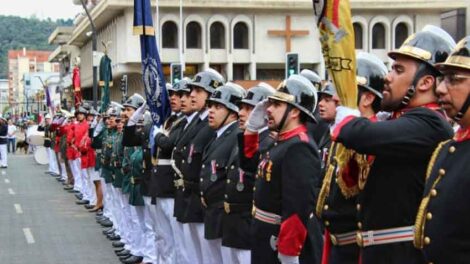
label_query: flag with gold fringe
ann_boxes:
[133,0,171,127]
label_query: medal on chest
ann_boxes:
[210,160,217,182]
[236,168,245,192]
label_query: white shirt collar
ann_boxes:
[199,109,209,120]
[217,120,237,138]
[185,112,198,126]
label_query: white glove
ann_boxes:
[128,101,147,126]
[278,253,299,264]
[376,111,391,122]
[93,120,105,137]
[330,106,360,134]
[151,125,162,138]
[90,116,98,129]
[246,99,268,132]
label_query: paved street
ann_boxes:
[0,154,118,264]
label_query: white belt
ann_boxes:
[157,159,172,166]
[330,230,357,246]
[357,226,415,247]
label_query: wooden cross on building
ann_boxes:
[268,16,310,53]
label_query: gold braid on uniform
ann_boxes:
[414,140,451,249]
[335,143,363,198]
[316,142,337,218]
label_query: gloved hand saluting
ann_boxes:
[246,99,268,133]
[128,101,147,126]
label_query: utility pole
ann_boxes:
[80,0,98,109]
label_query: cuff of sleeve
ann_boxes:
[278,214,307,256]
[243,133,259,158]
[278,253,300,264]
[331,116,356,141]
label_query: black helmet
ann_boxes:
[436,36,470,72]
[388,25,455,70]
[171,77,192,94]
[188,69,224,94]
[269,74,318,122]
[207,83,246,113]
[123,93,145,109]
[240,82,276,107]
[356,52,387,99]
[318,82,337,98]
[436,36,470,121]
[300,69,322,90]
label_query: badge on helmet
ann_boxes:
[207,83,246,113]
[188,69,225,94]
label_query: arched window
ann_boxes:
[210,22,225,49]
[353,23,363,49]
[186,22,202,49]
[395,23,408,49]
[233,22,248,49]
[162,21,178,48]
[372,23,386,49]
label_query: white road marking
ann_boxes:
[14,204,23,214]
[4,178,10,183]
[8,188,15,195]
[23,228,35,244]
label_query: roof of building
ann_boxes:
[7,50,52,62]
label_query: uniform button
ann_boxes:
[202,165,205,168]
[449,146,456,153]
[200,192,203,195]
[323,205,329,210]
[424,237,431,245]
[357,222,362,229]
[356,204,361,211]
[182,160,185,164]
[183,146,187,150]
[200,178,203,182]
[426,212,432,220]
[230,165,235,169]
[224,194,228,198]
[324,221,330,227]
[438,169,445,176]
[274,142,278,146]
[174,173,177,176]
[253,187,256,191]
[227,179,231,184]
[430,189,437,197]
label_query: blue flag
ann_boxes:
[133,0,171,127]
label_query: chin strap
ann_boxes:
[454,95,470,122]
[216,112,232,130]
[276,105,293,133]
[399,63,428,109]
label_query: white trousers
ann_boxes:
[85,168,97,205]
[80,169,93,203]
[69,158,82,192]
[0,144,7,167]
[120,193,136,254]
[102,181,112,219]
[59,162,67,181]
[129,205,146,257]
[155,198,189,264]
[142,196,158,264]
[47,148,60,175]
[172,219,190,264]
[201,237,223,264]
[221,246,251,264]
[182,223,205,264]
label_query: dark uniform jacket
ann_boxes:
[101,129,116,184]
[0,123,7,145]
[153,115,187,198]
[200,121,240,240]
[243,125,323,264]
[333,106,453,264]
[416,129,470,264]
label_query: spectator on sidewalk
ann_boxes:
[7,119,17,154]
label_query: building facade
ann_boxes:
[50,0,469,103]
[8,49,60,113]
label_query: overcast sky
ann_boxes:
[0,0,82,20]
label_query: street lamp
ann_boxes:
[79,0,98,109]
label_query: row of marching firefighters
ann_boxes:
[41,25,470,264]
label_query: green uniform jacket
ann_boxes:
[128,147,144,206]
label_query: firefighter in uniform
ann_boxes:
[153,80,188,264]
[198,84,245,262]
[414,36,470,263]
[172,69,222,263]
[222,83,276,263]
[243,74,323,264]
[331,26,455,264]
[316,52,387,264]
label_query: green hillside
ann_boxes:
[0,15,73,79]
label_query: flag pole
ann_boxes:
[179,0,185,72]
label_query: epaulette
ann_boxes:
[298,132,309,143]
